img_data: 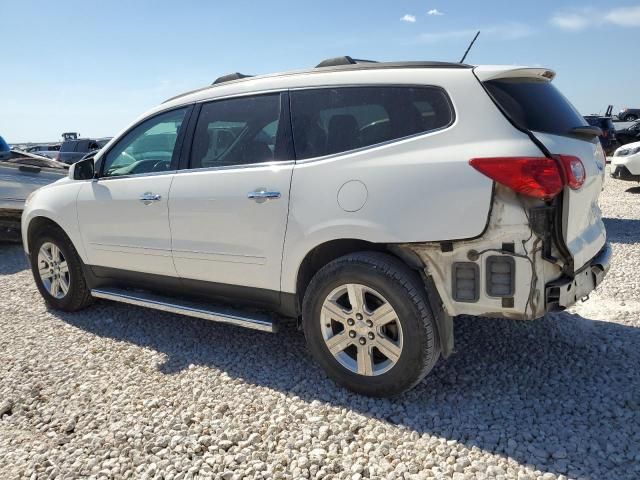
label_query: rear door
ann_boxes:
[168,92,294,296]
[477,67,606,269]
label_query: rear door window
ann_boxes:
[484,78,587,136]
[290,86,454,160]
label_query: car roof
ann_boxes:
[162,59,473,105]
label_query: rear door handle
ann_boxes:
[247,190,281,201]
[139,192,162,204]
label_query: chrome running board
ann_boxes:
[91,287,275,332]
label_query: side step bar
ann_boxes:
[91,287,275,332]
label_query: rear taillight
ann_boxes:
[469,155,586,200]
[555,155,585,190]
[469,157,564,201]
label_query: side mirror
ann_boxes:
[69,157,95,180]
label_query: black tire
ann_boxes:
[624,114,638,122]
[302,251,440,397]
[29,227,93,312]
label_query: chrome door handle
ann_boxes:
[139,192,162,204]
[247,190,281,201]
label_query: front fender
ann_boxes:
[21,181,86,261]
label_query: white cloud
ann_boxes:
[427,9,444,16]
[401,14,416,23]
[416,22,533,44]
[551,6,640,31]
[604,6,640,26]
[550,12,591,31]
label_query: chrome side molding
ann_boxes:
[91,287,275,332]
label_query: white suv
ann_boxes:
[22,57,611,396]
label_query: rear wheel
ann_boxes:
[30,228,93,311]
[302,252,440,396]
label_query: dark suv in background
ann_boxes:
[617,108,640,122]
[56,137,111,164]
[584,115,618,155]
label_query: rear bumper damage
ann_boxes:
[545,243,612,311]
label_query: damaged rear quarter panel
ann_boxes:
[401,186,564,320]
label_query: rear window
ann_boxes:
[290,86,454,160]
[60,141,77,152]
[484,78,587,136]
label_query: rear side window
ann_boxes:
[190,93,292,169]
[290,86,454,160]
[60,141,77,152]
[484,78,587,136]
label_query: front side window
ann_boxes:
[290,86,454,160]
[102,107,187,177]
[190,93,290,169]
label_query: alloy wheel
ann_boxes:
[37,242,70,299]
[320,283,403,376]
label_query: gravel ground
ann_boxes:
[1,171,639,480]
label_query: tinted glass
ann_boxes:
[190,94,287,169]
[0,136,9,152]
[60,141,77,152]
[102,107,187,177]
[290,86,453,159]
[485,79,587,136]
[76,140,90,152]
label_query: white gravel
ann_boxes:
[1,169,639,480]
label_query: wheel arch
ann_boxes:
[26,216,75,256]
[291,239,454,357]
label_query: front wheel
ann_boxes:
[302,252,440,396]
[30,228,93,311]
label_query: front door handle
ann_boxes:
[247,190,281,201]
[139,192,162,205]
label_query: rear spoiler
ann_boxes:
[473,66,556,82]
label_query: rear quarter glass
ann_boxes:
[484,78,587,137]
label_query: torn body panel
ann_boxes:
[399,186,566,320]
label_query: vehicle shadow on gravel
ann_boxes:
[54,303,640,479]
[602,217,640,244]
[625,186,640,194]
[0,243,29,275]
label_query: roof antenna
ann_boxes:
[459,31,480,63]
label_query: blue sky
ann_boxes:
[1,0,639,142]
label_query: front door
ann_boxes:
[77,106,190,276]
[169,93,294,297]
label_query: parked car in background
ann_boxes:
[26,144,61,159]
[615,120,640,146]
[584,115,618,155]
[56,137,111,164]
[611,141,640,182]
[617,108,640,122]
[22,59,610,396]
[0,152,67,241]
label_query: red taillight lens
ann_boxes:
[556,155,585,190]
[469,157,564,200]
